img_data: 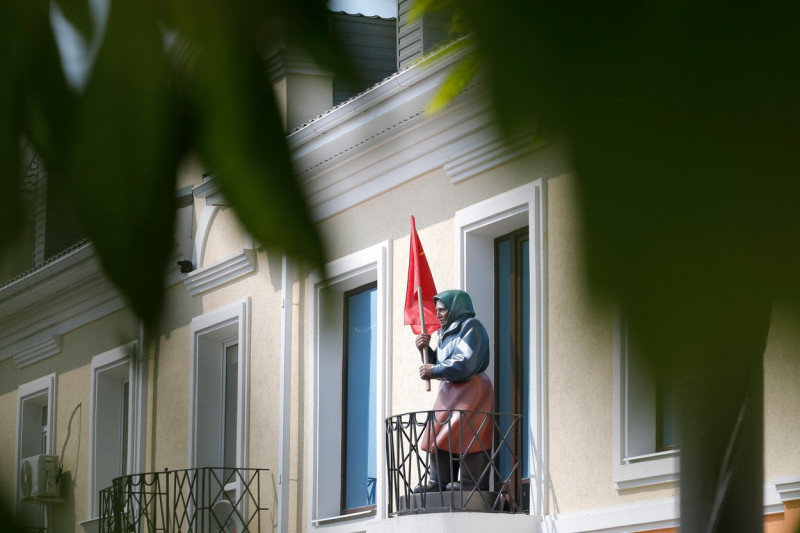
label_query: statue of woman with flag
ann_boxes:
[404,216,494,494]
[413,290,494,493]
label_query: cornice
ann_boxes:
[12,335,62,368]
[0,243,127,364]
[193,175,228,206]
[288,41,475,158]
[184,249,257,296]
[284,39,543,223]
[443,129,548,184]
[774,474,800,502]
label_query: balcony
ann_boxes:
[385,410,526,516]
[98,467,270,533]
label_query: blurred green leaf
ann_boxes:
[0,0,351,327]
[184,3,324,268]
[282,0,354,82]
[424,38,482,114]
[51,0,95,43]
[22,3,74,164]
[0,1,26,250]
[0,0,73,250]
[452,1,800,530]
[58,0,183,328]
[409,0,439,22]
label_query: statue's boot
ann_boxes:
[447,452,489,491]
[413,450,455,493]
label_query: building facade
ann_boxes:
[1,5,799,533]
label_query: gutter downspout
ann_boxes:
[277,255,293,533]
[135,321,149,474]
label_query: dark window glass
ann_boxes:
[121,380,129,476]
[223,343,239,469]
[342,283,378,511]
[495,228,530,482]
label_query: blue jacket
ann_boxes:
[426,316,490,382]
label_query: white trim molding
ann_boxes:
[366,511,540,533]
[191,204,219,268]
[544,497,679,533]
[307,240,392,532]
[774,474,800,502]
[193,175,227,207]
[444,129,548,184]
[15,374,58,507]
[287,41,499,223]
[277,256,293,533]
[87,342,138,518]
[0,243,126,364]
[184,249,256,296]
[453,181,548,515]
[188,298,251,470]
[612,311,680,490]
[12,335,62,368]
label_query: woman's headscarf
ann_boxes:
[433,289,476,329]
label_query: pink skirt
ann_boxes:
[420,373,494,454]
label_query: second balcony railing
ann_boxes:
[98,467,270,533]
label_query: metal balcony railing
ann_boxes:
[98,467,270,533]
[385,410,524,516]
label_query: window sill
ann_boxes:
[624,448,679,464]
[312,507,376,526]
[79,518,99,533]
[614,450,679,490]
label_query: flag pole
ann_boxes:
[417,286,432,392]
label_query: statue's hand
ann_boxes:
[415,333,431,350]
[419,364,435,380]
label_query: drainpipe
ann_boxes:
[277,255,293,533]
[134,321,149,475]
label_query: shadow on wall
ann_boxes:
[0,502,24,533]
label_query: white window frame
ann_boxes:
[307,241,391,529]
[454,181,547,515]
[188,298,251,471]
[88,343,137,517]
[15,373,57,524]
[612,311,679,489]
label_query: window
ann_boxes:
[222,342,239,469]
[16,374,57,530]
[656,375,678,452]
[309,242,389,526]
[189,299,250,471]
[89,344,136,517]
[342,283,378,512]
[612,314,679,489]
[495,228,530,486]
[454,181,545,515]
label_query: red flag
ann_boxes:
[404,215,439,334]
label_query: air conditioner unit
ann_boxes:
[20,454,61,500]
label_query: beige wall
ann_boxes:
[547,172,617,512]
[244,250,284,475]
[764,302,800,480]
[0,360,20,506]
[545,173,680,513]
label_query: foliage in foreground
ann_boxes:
[0,0,348,327]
